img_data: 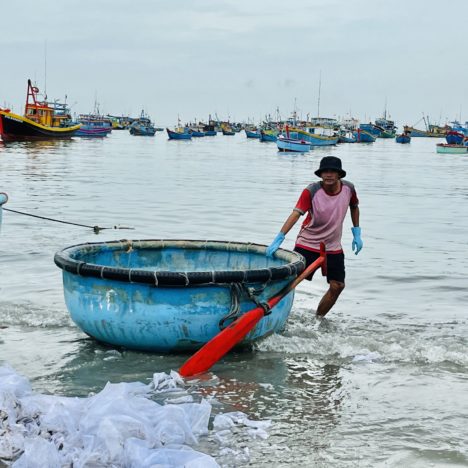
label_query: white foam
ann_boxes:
[0,365,270,467]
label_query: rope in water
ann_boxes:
[3,207,134,233]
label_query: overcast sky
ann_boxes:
[1,0,467,127]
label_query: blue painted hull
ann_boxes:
[167,128,192,140]
[353,130,376,142]
[130,125,156,136]
[359,123,382,137]
[285,128,338,146]
[190,130,206,137]
[245,130,261,138]
[277,137,311,152]
[260,131,277,142]
[446,132,464,145]
[204,130,217,136]
[395,134,411,144]
[54,240,305,352]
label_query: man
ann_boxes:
[265,156,362,317]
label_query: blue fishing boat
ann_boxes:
[0,192,8,230]
[359,123,382,137]
[260,129,278,142]
[189,128,206,137]
[75,114,112,137]
[353,129,376,142]
[277,135,311,152]
[395,133,411,144]
[245,129,261,139]
[445,131,465,145]
[129,111,156,136]
[54,239,305,352]
[375,113,397,138]
[166,127,192,140]
[294,127,339,146]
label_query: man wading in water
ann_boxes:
[266,156,363,317]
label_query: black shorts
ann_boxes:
[294,246,345,283]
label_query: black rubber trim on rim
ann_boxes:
[54,239,305,287]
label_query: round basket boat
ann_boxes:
[54,239,305,352]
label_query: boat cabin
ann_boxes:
[24,80,72,128]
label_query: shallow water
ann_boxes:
[1,132,467,466]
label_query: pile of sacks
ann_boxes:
[0,366,270,467]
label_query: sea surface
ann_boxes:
[1,131,467,467]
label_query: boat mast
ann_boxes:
[44,40,48,99]
[317,70,322,118]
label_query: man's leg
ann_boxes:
[316,280,345,317]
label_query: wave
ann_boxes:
[258,308,468,368]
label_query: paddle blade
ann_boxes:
[179,306,266,377]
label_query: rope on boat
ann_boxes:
[2,207,134,233]
[219,282,272,330]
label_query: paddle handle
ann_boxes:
[288,242,326,291]
[178,243,327,377]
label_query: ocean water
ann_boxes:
[1,132,467,467]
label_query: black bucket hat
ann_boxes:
[314,156,346,178]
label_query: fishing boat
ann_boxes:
[338,130,356,143]
[277,135,311,152]
[0,80,81,141]
[54,239,305,352]
[353,128,376,142]
[445,131,465,145]
[202,124,217,136]
[221,123,235,135]
[75,114,112,137]
[260,129,278,142]
[189,128,206,137]
[375,112,397,138]
[300,127,339,146]
[166,127,192,140]
[436,143,468,154]
[245,128,261,138]
[0,192,8,231]
[359,123,382,138]
[403,124,447,138]
[395,133,411,144]
[377,128,396,138]
[108,115,131,130]
[129,111,156,136]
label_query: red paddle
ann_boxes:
[179,242,327,377]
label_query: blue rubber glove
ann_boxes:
[266,232,285,257]
[351,226,363,255]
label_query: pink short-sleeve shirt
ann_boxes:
[294,181,359,253]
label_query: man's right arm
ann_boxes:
[279,210,301,234]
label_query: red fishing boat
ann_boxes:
[0,80,81,141]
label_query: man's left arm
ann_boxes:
[350,205,360,227]
[349,206,363,254]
